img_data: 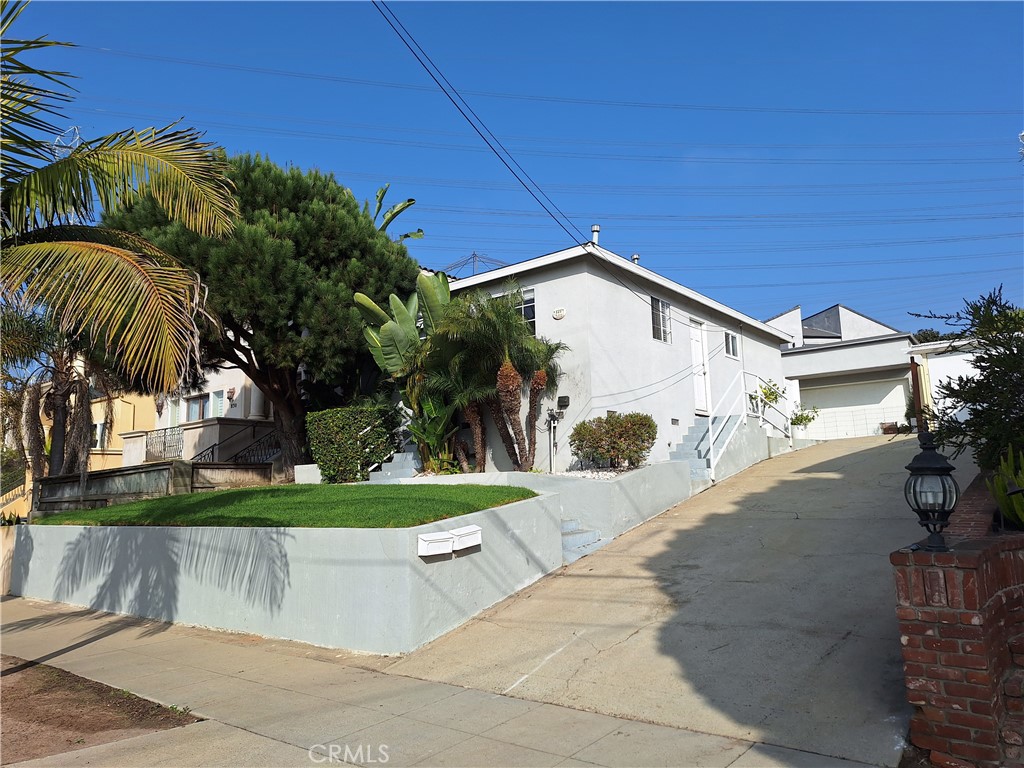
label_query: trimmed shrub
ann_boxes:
[307,406,402,483]
[569,412,658,470]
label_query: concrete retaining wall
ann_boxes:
[9,492,562,654]
[385,460,708,542]
[35,461,273,514]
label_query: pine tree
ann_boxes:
[105,154,421,472]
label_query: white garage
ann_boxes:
[799,377,910,440]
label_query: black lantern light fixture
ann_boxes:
[904,431,961,552]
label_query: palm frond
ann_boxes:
[3,122,238,237]
[1,238,203,392]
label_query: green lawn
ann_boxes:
[35,484,536,528]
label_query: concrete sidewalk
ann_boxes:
[2,597,873,768]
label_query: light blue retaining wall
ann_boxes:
[8,492,562,655]
[389,460,711,542]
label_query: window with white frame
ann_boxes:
[517,288,536,335]
[724,331,740,358]
[651,297,671,343]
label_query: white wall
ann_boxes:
[913,345,976,422]
[782,336,911,380]
[837,306,899,340]
[10,493,563,655]
[156,368,263,430]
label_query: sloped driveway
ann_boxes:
[387,436,979,767]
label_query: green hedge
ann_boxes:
[307,406,402,483]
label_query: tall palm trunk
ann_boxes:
[524,369,547,470]
[464,400,487,472]
[485,396,521,470]
[496,360,528,470]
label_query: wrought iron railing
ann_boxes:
[146,426,183,461]
[191,424,264,463]
[226,430,281,464]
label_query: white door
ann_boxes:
[690,321,709,414]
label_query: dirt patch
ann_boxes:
[0,655,198,765]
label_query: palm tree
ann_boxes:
[437,286,566,472]
[1,0,238,394]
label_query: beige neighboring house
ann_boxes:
[120,367,276,467]
[765,304,918,440]
[1,390,157,521]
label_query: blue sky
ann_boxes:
[22,1,1023,332]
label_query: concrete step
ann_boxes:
[562,527,600,551]
[564,537,612,565]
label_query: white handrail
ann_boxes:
[707,370,746,481]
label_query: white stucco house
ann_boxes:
[448,237,793,474]
[765,304,917,440]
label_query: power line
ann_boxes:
[73,95,1012,150]
[370,1,586,247]
[74,106,1011,166]
[82,45,1019,116]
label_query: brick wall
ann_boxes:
[892,488,1024,768]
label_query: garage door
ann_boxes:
[799,378,909,439]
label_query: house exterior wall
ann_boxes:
[836,306,897,339]
[910,342,977,422]
[452,254,787,471]
[782,335,911,380]
[154,368,266,431]
[766,307,803,348]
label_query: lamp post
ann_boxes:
[904,431,961,552]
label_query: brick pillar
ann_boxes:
[892,538,1024,767]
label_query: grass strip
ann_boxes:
[36,484,536,528]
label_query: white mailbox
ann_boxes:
[417,531,455,557]
[449,524,482,550]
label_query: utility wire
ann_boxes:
[82,46,1018,116]
[371,1,586,247]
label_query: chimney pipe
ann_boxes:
[591,224,600,244]
[631,253,640,265]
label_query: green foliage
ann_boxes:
[306,406,401,483]
[105,154,421,467]
[1,0,238,393]
[790,404,819,428]
[913,287,1024,470]
[355,271,452,391]
[569,412,658,469]
[34,483,537,528]
[988,448,1024,527]
[759,378,784,406]
[914,328,959,343]
[406,395,459,474]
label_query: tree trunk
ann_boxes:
[485,396,520,470]
[47,388,69,477]
[524,370,547,470]
[465,401,487,472]
[496,362,528,470]
[454,439,471,474]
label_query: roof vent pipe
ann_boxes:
[631,253,640,265]
[591,224,600,244]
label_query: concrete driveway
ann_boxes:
[387,436,979,767]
